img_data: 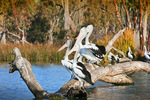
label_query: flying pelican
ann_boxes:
[58,40,74,79]
[72,43,94,88]
[127,47,135,60]
[144,45,150,62]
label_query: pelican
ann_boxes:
[107,52,115,61]
[58,40,74,79]
[107,52,120,65]
[72,43,94,88]
[68,27,105,64]
[127,47,135,60]
[85,24,106,56]
[144,45,150,62]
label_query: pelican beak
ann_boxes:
[67,45,77,55]
[58,43,68,52]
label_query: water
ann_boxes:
[0,63,150,100]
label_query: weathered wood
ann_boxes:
[9,47,64,99]
[7,31,31,45]
[105,28,126,54]
[58,61,150,94]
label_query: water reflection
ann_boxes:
[0,63,150,100]
[87,72,150,100]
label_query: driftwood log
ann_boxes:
[9,47,64,99]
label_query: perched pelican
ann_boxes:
[85,24,106,56]
[115,55,121,62]
[58,40,74,79]
[68,26,105,64]
[127,47,135,60]
[107,52,120,65]
[72,43,94,88]
[144,45,150,62]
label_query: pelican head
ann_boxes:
[86,24,93,34]
[58,40,72,52]
[68,27,87,55]
[128,47,131,52]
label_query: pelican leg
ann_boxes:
[71,74,73,79]
[79,81,81,87]
[82,82,85,88]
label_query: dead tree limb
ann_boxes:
[9,47,64,99]
[58,61,150,94]
[7,31,31,45]
[105,28,126,54]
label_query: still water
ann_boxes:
[0,63,150,100]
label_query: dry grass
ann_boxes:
[97,29,134,55]
[0,43,65,63]
[97,29,135,64]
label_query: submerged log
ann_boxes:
[9,47,64,99]
[58,61,150,94]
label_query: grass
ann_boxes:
[0,43,65,63]
[96,29,135,65]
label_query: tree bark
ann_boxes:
[142,0,148,45]
[113,0,122,26]
[64,0,70,30]
[122,0,131,28]
[139,0,144,50]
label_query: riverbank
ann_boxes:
[0,44,65,63]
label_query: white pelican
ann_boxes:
[85,24,106,56]
[58,40,74,79]
[144,45,150,62]
[107,52,116,61]
[68,27,105,64]
[107,52,120,65]
[127,47,135,60]
[72,43,94,88]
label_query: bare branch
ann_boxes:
[105,28,126,54]
[111,46,126,57]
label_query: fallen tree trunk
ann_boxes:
[9,47,64,99]
[58,61,150,94]
[9,47,150,98]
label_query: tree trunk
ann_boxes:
[142,0,148,45]
[113,0,122,26]
[64,0,70,30]
[9,47,64,99]
[48,29,53,45]
[133,10,140,50]
[139,0,144,50]
[122,0,131,28]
